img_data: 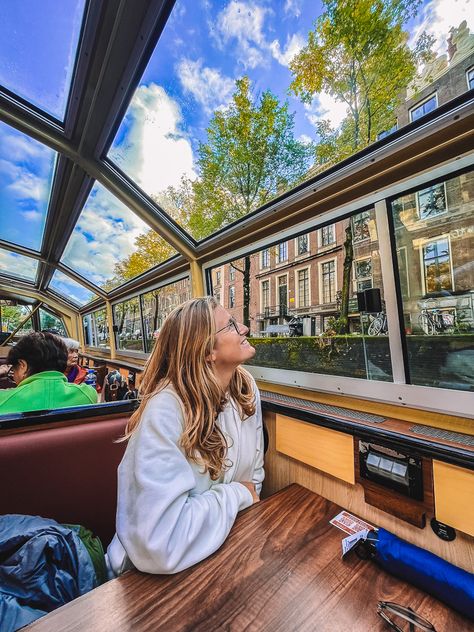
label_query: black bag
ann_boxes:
[103,370,128,402]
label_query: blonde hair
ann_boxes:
[124,296,256,480]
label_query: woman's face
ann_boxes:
[67,348,79,368]
[212,305,255,370]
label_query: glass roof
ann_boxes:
[107,0,465,241]
[0,0,86,120]
[61,183,177,291]
[0,121,57,250]
[49,270,97,306]
[0,248,37,282]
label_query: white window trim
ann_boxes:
[275,241,288,265]
[318,257,338,305]
[294,233,310,258]
[260,249,270,270]
[409,92,438,122]
[318,223,336,249]
[353,257,373,292]
[295,265,311,308]
[275,273,289,310]
[260,278,270,314]
[466,66,474,90]
[418,233,455,296]
[415,181,448,220]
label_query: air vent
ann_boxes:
[410,424,474,448]
[260,391,386,424]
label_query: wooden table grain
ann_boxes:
[26,484,472,631]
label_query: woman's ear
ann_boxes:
[17,359,29,381]
[206,350,217,363]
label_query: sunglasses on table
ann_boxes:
[377,601,436,632]
[215,318,244,335]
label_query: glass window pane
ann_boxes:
[0,122,57,250]
[0,301,34,337]
[83,308,109,348]
[61,183,177,290]
[39,308,66,336]
[108,1,455,241]
[141,278,191,351]
[211,211,392,382]
[0,248,37,282]
[0,0,85,119]
[49,270,97,306]
[113,298,143,352]
[391,170,474,391]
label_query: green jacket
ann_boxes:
[0,371,98,415]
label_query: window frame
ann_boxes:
[319,258,337,305]
[295,265,311,308]
[295,233,309,257]
[275,241,288,265]
[260,278,270,313]
[415,181,448,220]
[419,234,454,296]
[409,92,438,123]
[318,223,336,248]
[466,66,474,91]
[260,248,270,269]
[275,273,289,312]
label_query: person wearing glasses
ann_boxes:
[107,296,264,576]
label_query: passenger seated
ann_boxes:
[0,332,98,414]
[63,337,88,384]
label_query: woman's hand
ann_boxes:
[240,481,260,504]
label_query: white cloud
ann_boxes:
[0,250,37,280]
[20,210,43,221]
[214,1,270,69]
[111,83,196,197]
[269,33,305,67]
[284,0,304,18]
[410,0,473,56]
[304,93,349,130]
[177,58,235,114]
[298,134,313,145]
[6,166,48,202]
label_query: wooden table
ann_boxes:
[26,484,472,631]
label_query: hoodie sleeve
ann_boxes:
[115,391,253,575]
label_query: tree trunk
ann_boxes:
[339,224,354,334]
[243,256,251,329]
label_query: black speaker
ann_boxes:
[364,288,382,313]
[357,291,366,312]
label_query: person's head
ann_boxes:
[125,296,256,479]
[7,332,68,385]
[62,338,80,369]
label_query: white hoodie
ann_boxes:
[107,382,264,575]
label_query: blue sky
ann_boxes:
[0,0,472,300]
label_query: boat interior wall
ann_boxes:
[262,412,474,574]
[0,411,129,547]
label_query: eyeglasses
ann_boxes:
[215,317,244,335]
[377,601,436,632]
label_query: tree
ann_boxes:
[189,76,314,241]
[290,0,433,162]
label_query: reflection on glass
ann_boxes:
[0,0,85,119]
[211,210,392,382]
[0,301,34,337]
[114,298,143,352]
[83,308,109,348]
[0,248,37,282]
[61,184,176,290]
[141,278,191,352]
[39,308,66,336]
[49,270,97,306]
[0,122,57,250]
[391,170,474,391]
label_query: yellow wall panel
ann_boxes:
[433,460,474,537]
[276,414,355,485]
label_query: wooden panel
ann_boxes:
[27,485,472,631]
[433,460,474,538]
[258,381,474,435]
[276,414,355,484]
[264,412,474,573]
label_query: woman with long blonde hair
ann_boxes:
[107,296,264,575]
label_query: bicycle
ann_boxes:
[418,308,455,335]
[368,312,388,335]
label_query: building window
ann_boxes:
[417,183,447,220]
[422,238,453,293]
[320,224,335,247]
[261,249,270,269]
[296,234,309,256]
[261,280,270,311]
[467,67,474,90]
[355,259,373,292]
[276,241,288,264]
[352,211,370,242]
[229,266,235,281]
[278,275,288,313]
[215,270,221,285]
[377,122,398,140]
[229,286,235,308]
[298,269,309,307]
[321,260,336,303]
[410,93,437,122]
